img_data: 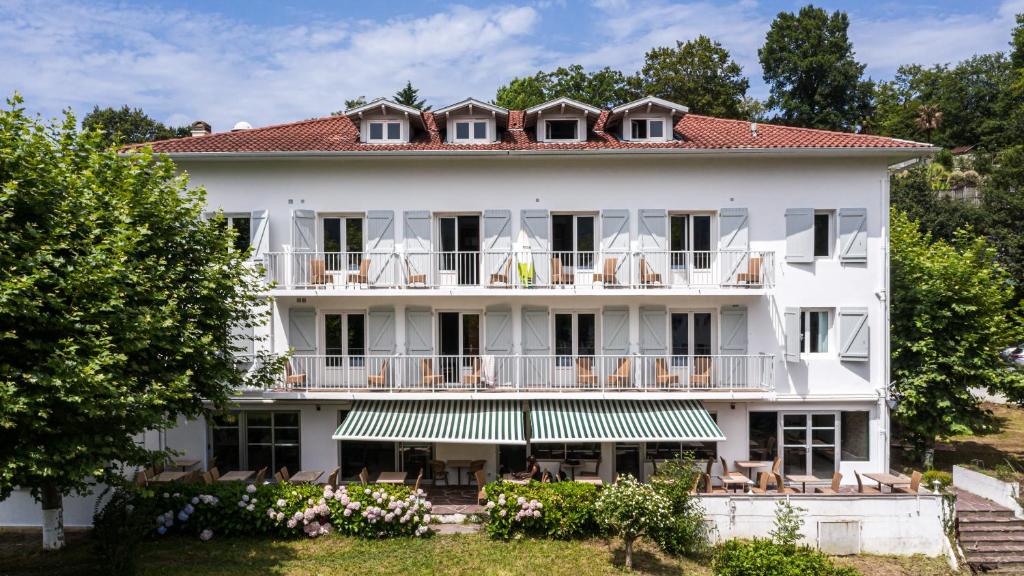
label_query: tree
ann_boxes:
[0,95,279,549]
[495,65,638,110]
[594,475,671,569]
[915,104,942,143]
[889,208,1024,465]
[759,5,874,130]
[81,105,189,148]
[639,36,749,118]
[981,145,1024,302]
[393,81,430,111]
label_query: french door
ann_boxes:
[781,413,837,478]
[552,214,596,270]
[670,311,713,368]
[554,312,597,367]
[438,215,480,285]
[323,312,365,367]
[437,311,481,381]
[670,214,712,270]
[321,216,363,271]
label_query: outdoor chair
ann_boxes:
[273,471,285,483]
[254,467,268,484]
[578,456,601,478]
[462,357,483,386]
[358,467,369,486]
[489,256,513,286]
[366,359,389,388]
[576,357,598,386]
[430,460,449,486]
[690,357,712,387]
[896,470,923,494]
[639,257,662,285]
[655,358,679,386]
[593,257,619,286]
[201,471,214,485]
[736,256,762,285]
[815,472,844,494]
[420,358,445,386]
[551,257,574,285]
[607,357,632,387]
[475,469,488,504]
[323,467,339,487]
[855,471,880,494]
[309,259,328,285]
[133,469,149,487]
[750,471,772,494]
[703,473,727,494]
[773,472,800,494]
[403,256,427,287]
[414,468,424,495]
[348,258,371,285]
[285,361,307,387]
[208,466,221,481]
[278,466,290,482]
[719,457,750,483]
[469,460,486,476]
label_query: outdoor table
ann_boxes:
[170,458,201,471]
[719,475,753,493]
[447,459,472,485]
[376,471,408,484]
[563,460,585,480]
[735,460,773,473]
[863,472,910,492]
[786,474,823,493]
[150,471,190,483]
[217,470,255,482]
[289,470,324,484]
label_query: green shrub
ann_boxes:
[922,469,952,490]
[712,539,860,576]
[482,480,599,540]
[92,486,150,576]
[594,475,672,569]
[650,457,711,557]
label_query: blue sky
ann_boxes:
[1,0,1021,130]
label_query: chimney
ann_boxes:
[191,120,212,137]
[750,122,758,139]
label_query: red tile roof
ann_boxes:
[133,109,931,155]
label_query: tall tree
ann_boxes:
[495,65,638,110]
[0,95,278,549]
[890,208,1024,464]
[81,105,189,148]
[393,81,431,111]
[759,5,874,130]
[639,36,749,118]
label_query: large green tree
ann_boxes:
[0,95,278,549]
[81,105,189,148]
[759,5,874,130]
[495,65,639,110]
[890,209,1024,464]
[393,81,431,110]
[639,36,749,118]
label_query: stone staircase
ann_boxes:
[958,490,1024,573]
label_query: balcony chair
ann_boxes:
[430,460,449,487]
[593,257,619,286]
[655,358,679,386]
[576,357,598,386]
[855,471,880,494]
[420,358,445,386]
[462,357,483,386]
[348,258,371,285]
[815,472,844,494]
[358,467,369,486]
[773,472,800,494]
[366,359,389,388]
[475,469,488,504]
[749,472,772,494]
[285,361,307,387]
[736,256,762,285]
[551,257,574,286]
[309,259,328,285]
[607,357,632,387]
[896,470,923,494]
[403,256,427,287]
[690,357,712,387]
[489,256,513,286]
[254,467,268,484]
[639,257,663,285]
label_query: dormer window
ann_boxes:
[454,120,488,142]
[524,97,600,143]
[545,119,579,140]
[608,96,688,143]
[435,99,508,144]
[630,118,665,140]
[368,121,402,142]
[344,98,424,145]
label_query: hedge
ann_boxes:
[482,480,599,539]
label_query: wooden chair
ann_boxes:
[750,471,772,494]
[208,466,221,481]
[703,473,727,494]
[896,471,923,494]
[414,468,424,494]
[576,357,598,386]
[358,467,369,486]
[421,359,445,386]
[593,257,619,286]
[348,258,370,285]
[489,256,513,286]
[578,456,601,478]
[551,257,574,285]
[133,469,149,487]
[273,471,285,483]
[475,469,488,504]
[285,361,307,387]
[736,256,762,285]
[815,472,844,494]
[719,457,750,483]
[689,472,703,494]
[855,471,880,494]
[655,358,679,386]
[310,259,328,285]
[404,257,427,287]
[366,359,389,387]
[607,357,632,387]
[462,357,483,386]
[201,471,214,485]
[690,357,712,387]
[469,459,487,476]
[323,467,340,487]
[278,466,290,482]
[639,257,662,285]
[430,460,449,486]
[254,467,268,484]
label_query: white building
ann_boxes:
[1,95,938,526]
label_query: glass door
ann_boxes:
[781,413,837,477]
[554,312,597,385]
[615,443,642,481]
[438,312,480,384]
[323,312,366,368]
[552,214,595,273]
[438,215,480,285]
[322,216,364,272]
[669,311,713,386]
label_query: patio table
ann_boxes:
[785,474,822,493]
[863,472,910,492]
[719,475,753,493]
[150,471,190,483]
[563,460,585,480]
[376,471,408,484]
[217,470,255,482]
[170,458,201,471]
[289,470,324,484]
[447,459,472,486]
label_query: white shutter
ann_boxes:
[601,210,630,251]
[367,307,396,356]
[602,306,630,356]
[288,308,316,354]
[638,306,667,355]
[366,211,395,252]
[784,307,801,362]
[785,208,814,263]
[720,306,748,355]
[483,210,512,251]
[521,306,550,386]
[403,211,432,252]
[839,308,869,361]
[250,209,269,260]
[638,209,667,250]
[291,209,315,252]
[405,307,434,356]
[838,208,868,263]
[719,208,749,251]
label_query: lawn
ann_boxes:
[0,530,955,576]
[934,402,1024,471]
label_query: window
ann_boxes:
[438,311,481,378]
[800,309,832,354]
[670,311,712,367]
[782,413,836,477]
[545,119,578,140]
[670,214,712,269]
[748,412,778,461]
[530,443,600,461]
[399,443,433,479]
[554,312,597,367]
[324,312,365,367]
[630,118,666,140]
[209,411,300,474]
[454,120,488,142]
[813,211,833,257]
[338,411,396,481]
[437,215,480,284]
[552,214,595,269]
[841,411,870,461]
[367,121,402,142]
[217,215,251,253]
[322,216,363,270]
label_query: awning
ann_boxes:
[529,399,725,443]
[333,400,525,445]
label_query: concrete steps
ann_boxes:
[957,492,1024,573]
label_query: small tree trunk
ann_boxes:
[923,436,936,470]
[41,482,64,551]
[624,535,635,570]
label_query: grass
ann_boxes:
[932,402,1024,472]
[0,530,956,576]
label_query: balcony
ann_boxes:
[262,250,774,292]
[273,354,775,394]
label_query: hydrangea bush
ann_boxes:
[482,480,599,540]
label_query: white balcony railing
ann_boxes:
[263,250,774,290]
[275,354,775,393]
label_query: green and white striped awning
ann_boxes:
[529,399,725,443]
[333,400,525,445]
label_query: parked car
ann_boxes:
[1002,344,1024,367]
